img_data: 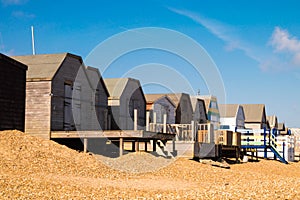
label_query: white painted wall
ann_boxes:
[220,117,236,131]
[220,106,245,131]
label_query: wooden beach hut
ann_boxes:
[278,123,286,132]
[86,66,109,130]
[12,53,94,138]
[190,97,207,124]
[164,93,193,124]
[267,115,278,130]
[0,53,27,131]
[145,94,176,124]
[104,78,146,130]
[241,104,268,130]
[219,104,245,131]
[197,95,220,130]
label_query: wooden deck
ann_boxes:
[50,130,176,157]
[51,130,175,140]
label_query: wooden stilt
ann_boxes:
[144,141,148,152]
[83,138,88,153]
[236,147,239,162]
[172,138,176,152]
[135,141,139,152]
[134,109,138,131]
[153,139,157,152]
[163,114,167,133]
[146,111,150,131]
[132,141,135,152]
[119,138,124,156]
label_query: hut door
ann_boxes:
[64,84,74,130]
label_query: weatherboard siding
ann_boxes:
[151,97,175,124]
[25,81,51,138]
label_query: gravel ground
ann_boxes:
[1,130,300,199]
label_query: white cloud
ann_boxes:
[169,8,236,49]
[169,8,300,72]
[270,27,300,66]
[12,10,35,19]
[168,8,262,64]
[270,27,300,52]
[1,0,27,6]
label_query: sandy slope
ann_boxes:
[1,130,300,199]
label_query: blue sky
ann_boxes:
[1,0,300,127]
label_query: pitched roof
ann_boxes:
[278,122,285,131]
[104,78,129,99]
[163,93,184,108]
[197,95,210,110]
[104,78,144,100]
[144,94,175,107]
[196,95,218,110]
[11,53,82,81]
[219,104,240,118]
[143,93,188,108]
[267,115,278,128]
[86,66,109,96]
[0,53,28,71]
[190,97,206,111]
[241,104,266,123]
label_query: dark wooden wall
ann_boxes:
[0,55,27,131]
[176,94,193,124]
[51,56,82,131]
[95,77,108,130]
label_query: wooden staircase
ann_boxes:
[238,128,288,164]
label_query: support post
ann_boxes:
[146,111,150,131]
[153,139,157,152]
[83,138,88,153]
[163,114,167,133]
[191,121,195,141]
[264,128,267,159]
[132,141,135,152]
[172,137,176,153]
[134,109,138,131]
[119,138,124,156]
[153,112,157,132]
[283,142,285,160]
[236,147,239,162]
[135,140,139,152]
[144,141,148,152]
[153,112,157,123]
[208,123,211,143]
